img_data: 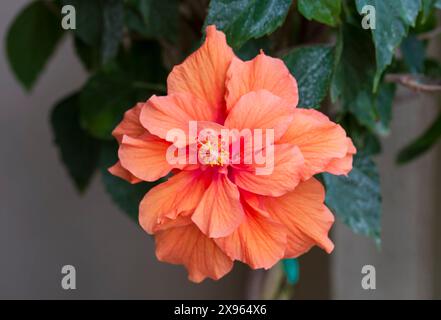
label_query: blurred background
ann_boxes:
[1,0,441,299]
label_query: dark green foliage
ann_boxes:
[283,45,335,108]
[50,93,101,192]
[323,155,381,243]
[205,0,293,48]
[6,1,64,90]
[397,112,441,164]
[100,142,166,221]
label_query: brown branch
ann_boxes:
[385,73,441,92]
[417,26,441,41]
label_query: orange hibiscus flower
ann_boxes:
[109,25,356,282]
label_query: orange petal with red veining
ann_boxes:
[279,108,352,180]
[215,193,287,269]
[262,178,335,257]
[140,93,218,145]
[118,134,174,182]
[108,161,142,184]
[139,170,209,234]
[167,25,234,119]
[155,223,233,283]
[192,172,244,238]
[230,144,304,197]
[226,52,298,112]
[325,138,357,176]
[224,90,294,142]
[112,102,146,143]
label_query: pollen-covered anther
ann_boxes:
[197,135,229,166]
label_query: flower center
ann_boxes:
[197,135,229,166]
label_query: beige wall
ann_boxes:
[331,89,441,299]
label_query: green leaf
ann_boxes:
[117,41,167,84]
[413,5,437,33]
[422,0,435,23]
[340,114,382,157]
[79,41,165,139]
[356,0,421,89]
[401,35,426,74]
[283,45,335,108]
[126,0,178,41]
[125,6,146,36]
[298,0,342,27]
[61,0,101,45]
[101,0,124,63]
[79,68,148,139]
[6,1,64,90]
[374,83,396,133]
[235,37,270,60]
[74,37,101,71]
[332,23,396,134]
[323,155,381,242]
[421,0,436,21]
[50,93,101,192]
[397,111,441,164]
[99,141,165,221]
[62,0,124,63]
[205,0,293,48]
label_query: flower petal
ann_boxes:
[225,52,298,112]
[224,90,294,142]
[167,25,234,118]
[192,172,245,238]
[155,223,234,283]
[112,103,146,143]
[153,215,193,233]
[325,138,357,176]
[278,108,350,180]
[230,144,304,197]
[140,93,218,144]
[215,193,287,269]
[262,178,335,257]
[139,170,209,234]
[118,134,174,182]
[108,161,142,184]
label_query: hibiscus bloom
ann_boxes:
[109,25,355,282]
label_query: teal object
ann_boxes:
[282,258,299,285]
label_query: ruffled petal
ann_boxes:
[118,134,175,182]
[139,170,209,234]
[325,138,356,176]
[224,90,294,142]
[226,52,298,112]
[230,144,304,197]
[167,25,234,118]
[215,193,287,269]
[155,223,234,283]
[279,108,350,180]
[112,103,146,143]
[192,172,244,238]
[262,178,335,257]
[108,161,142,184]
[140,93,218,145]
